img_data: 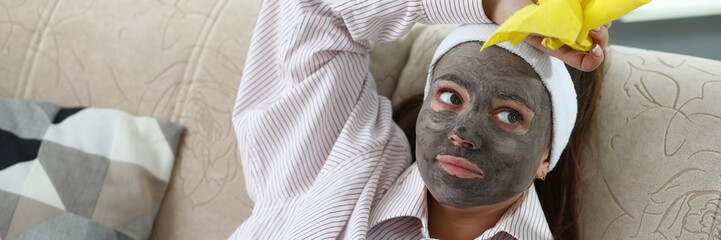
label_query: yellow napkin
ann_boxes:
[481,0,650,52]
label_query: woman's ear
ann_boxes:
[535,156,550,180]
[535,135,551,180]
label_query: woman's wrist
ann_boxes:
[483,0,535,25]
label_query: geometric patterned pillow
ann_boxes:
[0,98,183,240]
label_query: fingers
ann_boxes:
[590,24,609,49]
[578,24,610,70]
[524,24,610,72]
[579,44,605,72]
[485,0,535,25]
[524,36,593,72]
[603,21,612,29]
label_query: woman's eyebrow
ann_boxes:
[494,91,533,111]
[436,73,471,89]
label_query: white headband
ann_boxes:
[423,24,577,171]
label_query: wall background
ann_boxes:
[609,15,721,61]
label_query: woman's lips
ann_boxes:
[435,155,485,179]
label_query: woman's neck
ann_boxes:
[427,192,524,240]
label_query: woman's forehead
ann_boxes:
[436,43,541,82]
[436,42,537,76]
[432,42,549,109]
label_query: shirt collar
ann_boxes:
[370,163,553,240]
[476,184,554,240]
[369,163,429,231]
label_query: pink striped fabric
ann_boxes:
[231,0,553,239]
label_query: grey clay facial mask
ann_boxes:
[416,42,552,208]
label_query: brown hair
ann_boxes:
[534,63,605,239]
[391,62,605,240]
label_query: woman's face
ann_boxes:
[416,41,552,208]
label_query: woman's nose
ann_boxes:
[448,133,477,150]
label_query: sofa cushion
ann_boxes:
[390,24,458,107]
[369,25,429,99]
[0,98,183,240]
[578,46,721,239]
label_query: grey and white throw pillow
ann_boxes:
[0,98,183,240]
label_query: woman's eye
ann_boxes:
[496,111,521,125]
[439,92,461,105]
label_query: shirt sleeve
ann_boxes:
[232,0,492,202]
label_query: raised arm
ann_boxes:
[232,0,492,202]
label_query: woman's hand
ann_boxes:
[524,22,611,72]
[484,0,610,72]
[484,0,536,25]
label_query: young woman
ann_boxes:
[231,0,607,239]
[393,45,605,239]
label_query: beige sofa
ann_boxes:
[2,1,720,239]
